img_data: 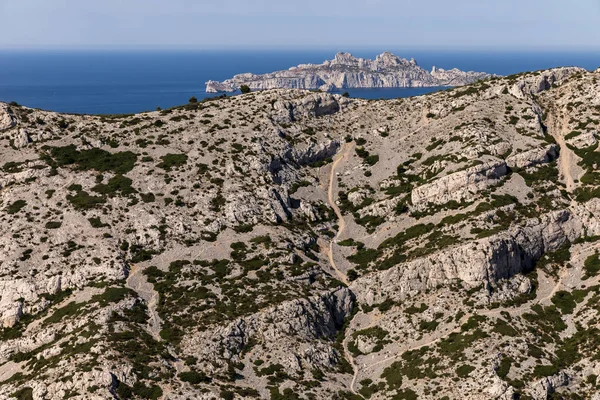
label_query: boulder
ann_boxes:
[0,104,16,131]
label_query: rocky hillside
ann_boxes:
[1,66,600,400]
[205,52,491,93]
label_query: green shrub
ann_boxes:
[365,154,379,166]
[493,318,518,336]
[178,370,210,384]
[240,85,251,94]
[11,387,33,400]
[456,364,475,378]
[93,174,137,197]
[584,253,600,278]
[551,290,577,314]
[67,190,106,210]
[45,221,62,229]
[45,145,137,174]
[533,364,559,378]
[88,217,109,228]
[6,200,26,214]
[158,153,188,171]
[496,357,512,379]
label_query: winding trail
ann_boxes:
[323,141,363,396]
[325,123,428,396]
[125,264,162,341]
[324,142,355,286]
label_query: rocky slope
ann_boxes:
[206,52,492,93]
[1,65,600,399]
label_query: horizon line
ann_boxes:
[0,46,600,53]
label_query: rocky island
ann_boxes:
[3,65,600,399]
[206,51,493,93]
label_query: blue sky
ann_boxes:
[0,0,599,50]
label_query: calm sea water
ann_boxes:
[0,50,598,115]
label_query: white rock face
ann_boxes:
[206,52,492,93]
[0,103,16,131]
[506,144,559,169]
[509,67,585,99]
[354,200,600,305]
[410,161,508,208]
[183,288,353,372]
[272,92,351,123]
[530,372,569,399]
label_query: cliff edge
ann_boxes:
[206,51,493,93]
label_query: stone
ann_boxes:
[410,161,508,209]
[206,52,492,93]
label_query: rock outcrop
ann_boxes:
[182,287,353,372]
[506,144,559,169]
[509,67,585,99]
[3,65,600,399]
[410,161,508,209]
[206,52,493,93]
[354,200,600,305]
[0,104,16,131]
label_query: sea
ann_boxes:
[0,49,598,115]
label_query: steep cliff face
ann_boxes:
[206,52,492,93]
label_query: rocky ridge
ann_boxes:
[0,65,600,399]
[206,52,492,93]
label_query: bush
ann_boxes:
[45,221,62,229]
[92,174,137,197]
[11,387,33,400]
[88,217,109,228]
[178,370,210,384]
[533,364,559,378]
[158,153,188,171]
[584,253,600,278]
[67,190,106,210]
[551,290,577,314]
[496,357,512,379]
[365,154,379,166]
[240,85,251,94]
[456,364,475,378]
[189,96,198,103]
[6,200,26,214]
[45,145,137,174]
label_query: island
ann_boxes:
[206,51,493,93]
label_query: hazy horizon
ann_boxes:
[1,0,599,51]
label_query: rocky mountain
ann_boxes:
[1,65,600,400]
[206,52,492,93]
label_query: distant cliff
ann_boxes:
[206,52,493,93]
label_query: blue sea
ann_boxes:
[0,50,598,115]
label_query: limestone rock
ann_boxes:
[0,104,16,131]
[506,144,559,169]
[529,372,569,399]
[206,52,493,93]
[353,201,600,305]
[509,67,585,99]
[410,161,508,209]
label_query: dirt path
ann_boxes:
[549,111,577,193]
[328,142,354,241]
[343,337,362,396]
[322,142,364,396]
[323,142,355,286]
[125,264,162,341]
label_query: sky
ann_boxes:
[0,0,599,50]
